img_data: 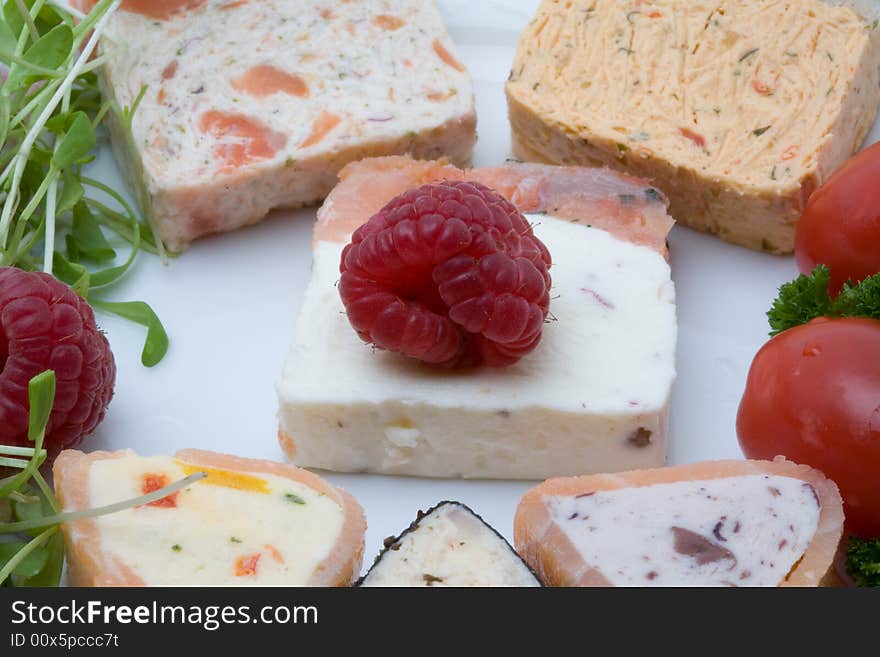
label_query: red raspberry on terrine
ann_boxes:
[338,180,552,367]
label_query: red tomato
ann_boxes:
[737,317,880,538]
[795,141,880,295]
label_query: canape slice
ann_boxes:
[53,448,366,586]
[358,501,541,587]
[85,0,475,250]
[506,0,880,254]
[514,458,844,587]
[277,156,677,479]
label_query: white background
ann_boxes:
[83,1,880,573]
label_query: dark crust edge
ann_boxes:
[354,500,544,587]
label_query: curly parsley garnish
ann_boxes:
[767,266,880,336]
[846,538,880,587]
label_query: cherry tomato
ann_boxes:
[795,141,880,295]
[737,317,880,538]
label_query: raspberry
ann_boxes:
[0,268,115,455]
[339,181,552,367]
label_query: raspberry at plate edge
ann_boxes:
[0,267,116,455]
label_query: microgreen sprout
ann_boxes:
[0,0,169,366]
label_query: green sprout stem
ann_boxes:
[0,0,120,246]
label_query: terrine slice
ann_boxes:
[53,448,367,586]
[358,501,541,587]
[506,0,880,253]
[277,156,677,480]
[87,0,476,250]
[514,459,845,587]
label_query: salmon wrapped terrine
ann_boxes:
[514,459,845,587]
[86,0,476,251]
[53,449,366,586]
[506,0,880,253]
[276,156,677,479]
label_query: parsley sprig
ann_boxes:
[0,370,206,587]
[0,0,168,366]
[767,266,880,336]
[846,538,880,587]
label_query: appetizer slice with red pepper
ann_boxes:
[53,449,366,586]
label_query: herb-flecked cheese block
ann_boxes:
[85,0,476,251]
[506,0,880,254]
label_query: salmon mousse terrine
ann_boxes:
[53,449,366,586]
[358,502,541,587]
[514,459,845,587]
[506,0,880,254]
[276,156,677,479]
[84,0,476,251]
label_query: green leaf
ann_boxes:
[56,168,83,214]
[68,200,115,261]
[3,0,25,39]
[44,112,68,135]
[0,93,10,155]
[0,13,17,57]
[19,531,63,587]
[767,266,835,336]
[51,110,95,170]
[91,299,169,366]
[13,496,43,524]
[26,369,55,443]
[846,537,880,587]
[52,250,89,296]
[0,542,48,579]
[6,23,73,89]
[12,486,53,538]
[22,22,71,70]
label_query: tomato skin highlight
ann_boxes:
[795,141,880,295]
[737,317,880,538]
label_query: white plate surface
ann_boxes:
[81,0,880,574]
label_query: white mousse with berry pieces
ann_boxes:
[277,156,677,479]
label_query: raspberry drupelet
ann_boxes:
[338,180,552,367]
[0,268,116,454]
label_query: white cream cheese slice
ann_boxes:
[546,474,821,586]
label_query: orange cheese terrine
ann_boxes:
[506,0,880,253]
[84,0,476,250]
[515,459,845,587]
[277,156,677,479]
[53,449,366,586]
